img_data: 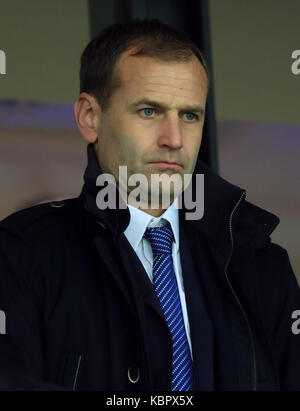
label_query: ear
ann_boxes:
[74,93,101,143]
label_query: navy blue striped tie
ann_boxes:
[144,223,194,391]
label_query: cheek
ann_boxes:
[97,127,122,172]
[111,133,142,170]
[186,135,202,168]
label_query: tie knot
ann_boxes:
[143,223,174,255]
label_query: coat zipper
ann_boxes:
[72,355,82,391]
[224,191,257,391]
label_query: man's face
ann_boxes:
[94,48,208,210]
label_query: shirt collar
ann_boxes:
[124,197,180,252]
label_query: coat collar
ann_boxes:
[79,143,280,249]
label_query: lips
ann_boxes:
[149,161,183,171]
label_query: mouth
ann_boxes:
[148,161,183,171]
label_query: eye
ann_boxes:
[139,108,156,118]
[183,113,199,122]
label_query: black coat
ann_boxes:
[0,144,299,390]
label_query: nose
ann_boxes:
[157,113,183,149]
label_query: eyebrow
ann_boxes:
[128,98,205,117]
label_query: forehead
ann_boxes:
[113,49,208,103]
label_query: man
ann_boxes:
[0,18,299,391]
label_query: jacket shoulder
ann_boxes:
[0,199,77,241]
[235,199,281,248]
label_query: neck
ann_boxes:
[126,196,177,217]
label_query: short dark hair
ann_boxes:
[80,18,209,112]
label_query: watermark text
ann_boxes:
[292,310,300,335]
[0,310,6,334]
[95,166,204,220]
[0,50,6,75]
[291,50,300,75]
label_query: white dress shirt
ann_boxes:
[123,198,193,358]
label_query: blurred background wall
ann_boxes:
[209,0,300,282]
[0,0,89,214]
[0,0,90,103]
[0,0,299,281]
